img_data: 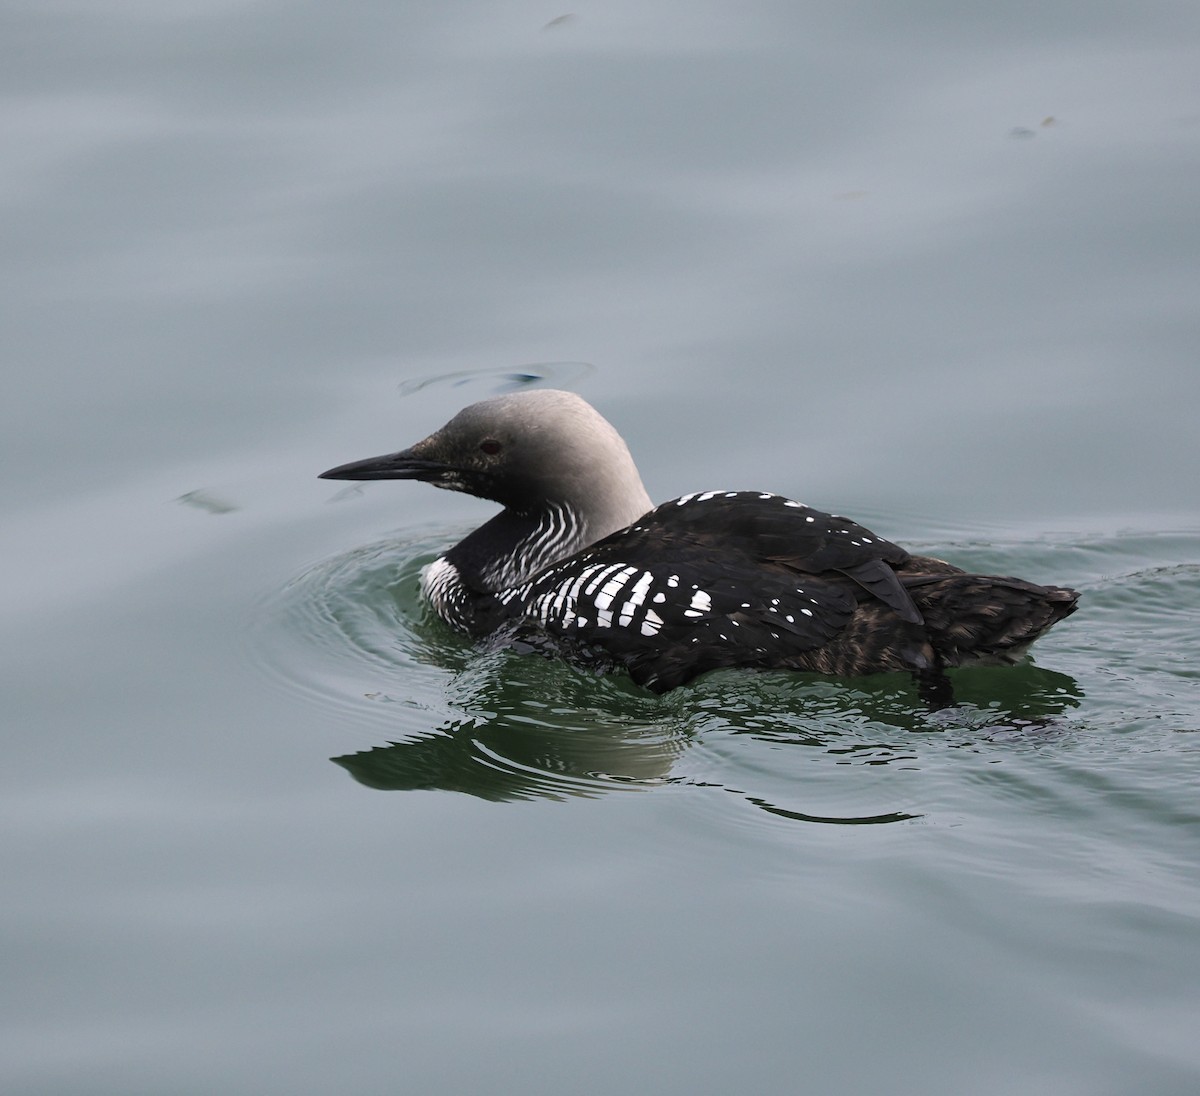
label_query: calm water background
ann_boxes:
[3,2,1199,1093]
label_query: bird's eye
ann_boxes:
[479,438,502,456]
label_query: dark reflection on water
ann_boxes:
[739,795,915,825]
[330,631,1083,823]
[694,663,1083,739]
[332,639,686,801]
[332,719,678,802]
[334,726,923,823]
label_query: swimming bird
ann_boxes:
[319,389,1078,694]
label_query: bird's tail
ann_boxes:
[901,573,1079,667]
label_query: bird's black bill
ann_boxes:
[318,449,445,481]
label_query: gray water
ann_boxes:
[4,3,1200,1094]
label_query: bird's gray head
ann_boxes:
[320,389,653,537]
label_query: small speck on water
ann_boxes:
[176,489,238,515]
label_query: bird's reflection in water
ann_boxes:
[333,646,683,802]
[332,642,1082,823]
[333,718,679,801]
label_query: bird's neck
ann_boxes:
[446,501,591,593]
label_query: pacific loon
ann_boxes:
[320,389,1078,693]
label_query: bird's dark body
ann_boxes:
[320,389,1079,695]
[450,492,1077,693]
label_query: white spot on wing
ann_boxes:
[584,563,626,597]
[564,564,603,607]
[594,566,637,610]
[619,571,655,626]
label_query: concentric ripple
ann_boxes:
[249,529,470,721]
[397,361,596,398]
